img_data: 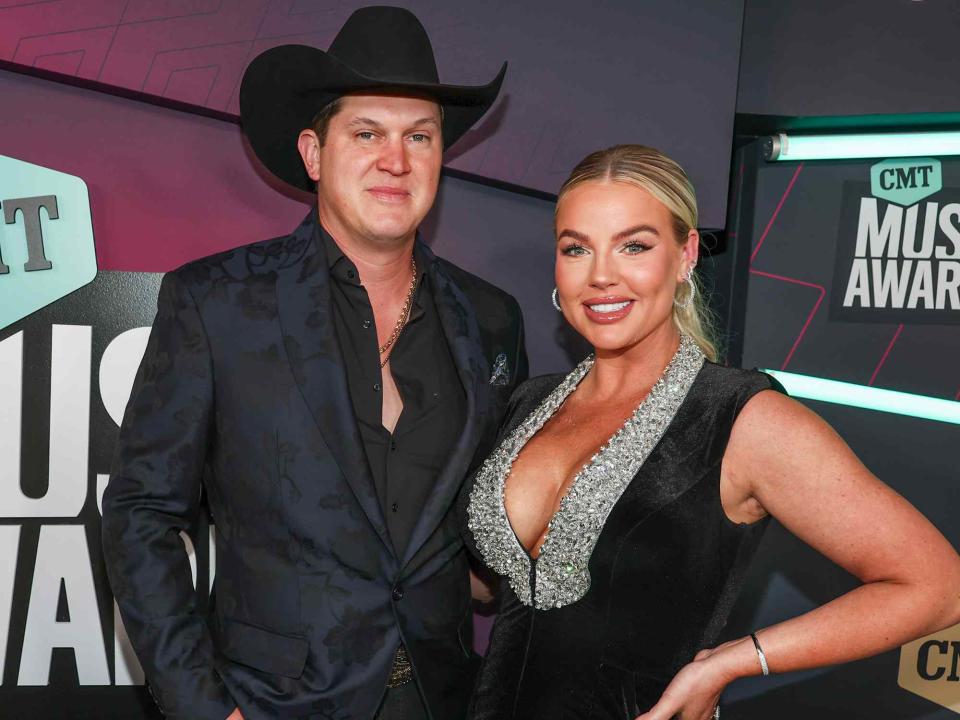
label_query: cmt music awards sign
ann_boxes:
[826,155,960,713]
[831,157,960,323]
[0,156,206,719]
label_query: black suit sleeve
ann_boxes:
[101,272,235,720]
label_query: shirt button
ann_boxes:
[392,586,404,602]
[390,440,397,451]
[373,383,381,392]
[391,502,399,513]
[346,269,356,280]
[362,319,372,329]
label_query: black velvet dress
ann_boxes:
[463,336,781,719]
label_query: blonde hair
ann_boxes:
[556,144,719,362]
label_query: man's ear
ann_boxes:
[297,129,322,182]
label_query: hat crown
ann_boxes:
[328,6,439,85]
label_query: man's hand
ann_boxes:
[226,708,245,720]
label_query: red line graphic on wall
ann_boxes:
[748,162,827,371]
[868,324,904,386]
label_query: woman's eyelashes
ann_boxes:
[559,240,652,257]
[622,240,651,254]
[559,243,588,256]
[560,240,653,256]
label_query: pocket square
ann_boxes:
[489,352,510,386]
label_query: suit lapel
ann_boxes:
[401,248,490,568]
[275,211,394,556]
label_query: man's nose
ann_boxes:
[377,137,410,176]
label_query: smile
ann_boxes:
[582,298,635,323]
[588,301,630,312]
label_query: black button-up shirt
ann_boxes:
[321,226,466,557]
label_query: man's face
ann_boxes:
[307,93,443,248]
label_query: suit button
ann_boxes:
[392,586,404,602]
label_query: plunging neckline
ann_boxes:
[501,350,674,563]
[467,333,706,609]
[502,369,643,562]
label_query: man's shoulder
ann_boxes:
[168,226,315,294]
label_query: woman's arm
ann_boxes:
[638,389,960,720]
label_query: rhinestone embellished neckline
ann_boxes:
[467,334,705,609]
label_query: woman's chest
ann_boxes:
[503,401,643,553]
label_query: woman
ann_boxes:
[463,145,960,720]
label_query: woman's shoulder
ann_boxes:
[696,360,787,399]
[676,361,789,432]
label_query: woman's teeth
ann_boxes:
[588,301,630,312]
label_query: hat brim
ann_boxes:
[240,44,506,192]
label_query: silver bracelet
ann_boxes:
[750,632,770,676]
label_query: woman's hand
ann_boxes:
[634,638,752,720]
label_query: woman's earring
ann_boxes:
[673,267,696,309]
[552,287,562,312]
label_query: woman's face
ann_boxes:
[554,180,698,355]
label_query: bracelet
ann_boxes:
[750,632,770,676]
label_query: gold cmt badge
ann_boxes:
[899,622,960,713]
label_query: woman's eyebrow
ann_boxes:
[557,229,589,242]
[613,224,660,240]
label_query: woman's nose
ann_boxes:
[589,252,618,289]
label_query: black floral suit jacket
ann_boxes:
[102,209,528,720]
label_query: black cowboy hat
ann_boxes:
[239,5,506,192]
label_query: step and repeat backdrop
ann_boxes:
[2,2,960,719]
[0,0,745,228]
[1,270,169,719]
[722,145,960,718]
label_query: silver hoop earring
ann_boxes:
[673,271,696,309]
[551,287,562,312]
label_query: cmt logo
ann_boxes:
[0,155,97,332]
[871,158,943,206]
[899,624,960,713]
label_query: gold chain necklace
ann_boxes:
[378,256,417,368]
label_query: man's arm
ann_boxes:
[102,271,236,720]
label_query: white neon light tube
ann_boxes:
[763,370,960,426]
[764,131,960,162]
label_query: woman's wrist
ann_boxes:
[704,636,765,684]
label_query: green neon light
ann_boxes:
[765,131,960,161]
[762,370,960,426]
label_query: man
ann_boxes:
[102,7,527,720]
